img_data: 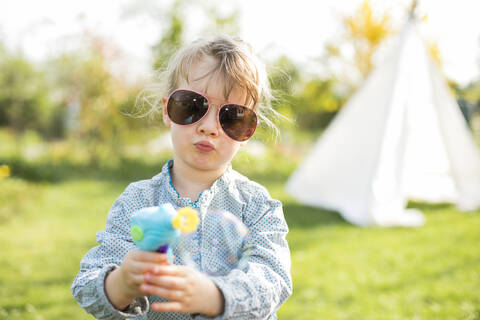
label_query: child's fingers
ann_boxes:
[144,274,187,290]
[130,250,169,264]
[130,261,167,275]
[151,301,184,313]
[149,265,185,277]
[140,284,184,302]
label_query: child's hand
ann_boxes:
[141,265,225,317]
[105,250,169,310]
[120,250,171,297]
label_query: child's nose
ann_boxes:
[196,106,220,138]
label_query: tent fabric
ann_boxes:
[286,19,480,227]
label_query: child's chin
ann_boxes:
[191,159,227,172]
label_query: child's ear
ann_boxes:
[162,97,170,127]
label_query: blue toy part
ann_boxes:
[130,204,181,261]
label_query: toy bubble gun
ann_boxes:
[130,204,200,262]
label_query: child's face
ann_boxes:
[163,56,249,174]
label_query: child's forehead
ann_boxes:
[179,58,249,104]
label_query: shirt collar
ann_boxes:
[153,159,233,208]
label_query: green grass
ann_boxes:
[282,203,480,319]
[1,144,479,319]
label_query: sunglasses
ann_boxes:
[166,89,258,142]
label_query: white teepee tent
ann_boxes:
[286,16,480,227]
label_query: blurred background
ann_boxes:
[0,0,479,319]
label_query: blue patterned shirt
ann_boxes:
[72,160,292,319]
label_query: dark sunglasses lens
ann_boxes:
[219,105,257,141]
[167,90,208,125]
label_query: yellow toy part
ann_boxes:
[172,207,200,233]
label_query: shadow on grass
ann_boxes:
[1,156,171,184]
[246,171,293,185]
[283,201,460,230]
[3,155,296,186]
[283,203,349,229]
[407,201,455,211]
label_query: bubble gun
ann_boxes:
[130,204,200,262]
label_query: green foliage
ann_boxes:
[293,78,348,130]
[203,6,240,36]
[462,79,480,108]
[150,0,241,71]
[267,56,347,131]
[0,128,171,183]
[151,0,185,71]
[448,78,480,126]
[0,50,55,135]
[0,33,145,147]
[45,34,144,165]
[292,78,347,129]
[0,0,478,165]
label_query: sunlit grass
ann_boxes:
[1,176,478,319]
[280,203,480,319]
[0,130,479,319]
[0,178,124,319]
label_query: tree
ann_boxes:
[47,32,142,165]
[151,0,185,71]
[203,6,240,36]
[0,48,53,135]
[150,0,241,71]
[292,78,348,130]
[345,0,393,78]
[322,0,394,85]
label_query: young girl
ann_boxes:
[72,34,292,319]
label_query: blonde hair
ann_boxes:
[136,34,282,136]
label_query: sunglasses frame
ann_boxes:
[165,88,258,142]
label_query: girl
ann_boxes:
[72,34,292,320]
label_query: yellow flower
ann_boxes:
[0,165,10,179]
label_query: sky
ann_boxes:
[1,0,479,86]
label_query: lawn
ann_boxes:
[0,143,479,319]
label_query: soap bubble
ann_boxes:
[175,210,253,276]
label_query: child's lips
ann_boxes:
[194,141,215,152]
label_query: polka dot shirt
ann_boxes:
[72,160,292,319]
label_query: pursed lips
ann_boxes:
[194,140,215,152]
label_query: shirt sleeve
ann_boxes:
[198,187,292,319]
[71,185,150,320]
